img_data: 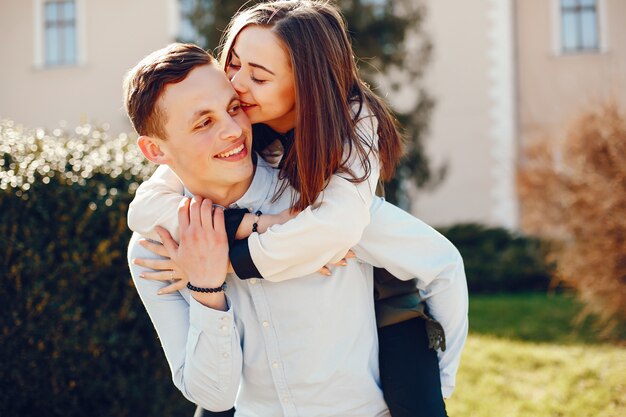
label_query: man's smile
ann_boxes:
[215,140,248,161]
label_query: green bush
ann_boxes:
[438,223,554,294]
[0,120,194,417]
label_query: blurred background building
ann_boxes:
[1,0,624,229]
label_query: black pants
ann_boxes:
[195,317,446,417]
[378,317,448,417]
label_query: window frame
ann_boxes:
[33,0,86,69]
[551,0,608,55]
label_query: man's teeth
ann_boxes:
[217,144,244,158]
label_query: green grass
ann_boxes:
[467,292,617,344]
[445,293,626,417]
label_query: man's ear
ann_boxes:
[138,135,168,164]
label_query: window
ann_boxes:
[44,0,77,66]
[560,0,599,52]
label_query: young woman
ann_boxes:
[129,1,467,416]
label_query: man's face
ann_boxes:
[151,64,254,199]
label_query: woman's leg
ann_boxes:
[193,407,235,417]
[378,317,448,417]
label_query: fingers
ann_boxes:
[331,259,348,267]
[318,266,331,277]
[212,205,226,236]
[138,239,169,257]
[155,226,179,258]
[318,250,357,276]
[133,256,176,271]
[157,280,187,295]
[201,198,214,232]
[139,269,177,281]
[178,198,191,232]
[135,268,188,296]
[189,196,202,228]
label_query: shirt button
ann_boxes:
[249,278,257,285]
[221,316,229,322]
[262,320,269,328]
[219,325,228,331]
[222,352,230,359]
[272,361,278,369]
[283,397,289,404]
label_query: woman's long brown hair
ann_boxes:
[219,0,404,211]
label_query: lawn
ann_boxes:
[445,293,626,417]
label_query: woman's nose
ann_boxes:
[229,71,247,94]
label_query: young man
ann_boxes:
[125,43,392,417]
[125,43,468,416]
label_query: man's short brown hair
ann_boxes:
[124,43,215,139]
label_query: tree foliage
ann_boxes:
[518,103,626,334]
[180,0,440,205]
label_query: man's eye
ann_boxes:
[228,63,241,70]
[229,104,242,114]
[197,119,212,129]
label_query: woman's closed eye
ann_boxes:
[250,75,267,84]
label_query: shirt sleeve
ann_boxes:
[127,233,243,411]
[127,165,248,246]
[351,197,469,398]
[127,165,185,242]
[234,106,381,281]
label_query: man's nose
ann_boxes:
[221,115,244,141]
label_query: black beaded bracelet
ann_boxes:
[186,282,227,293]
[252,210,262,233]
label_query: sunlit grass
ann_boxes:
[445,293,626,417]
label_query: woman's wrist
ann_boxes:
[234,210,295,239]
[235,213,255,239]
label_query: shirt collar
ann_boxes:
[183,153,277,212]
[229,154,277,211]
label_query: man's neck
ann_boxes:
[186,178,252,207]
[180,156,257,206]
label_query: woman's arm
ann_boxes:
[230,109,381,281]
[352,198,469,398]
[127,233,242,411]
[127,165,186,242]
[128,164,289,243]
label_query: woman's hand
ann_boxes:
[134,239,188,295]
[318,249,356,276]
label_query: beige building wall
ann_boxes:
[389,0,518,228]
[516,0,626,232]
[0,0,179,134]
[516,0,626,143]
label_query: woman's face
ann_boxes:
[226,25,297,133]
